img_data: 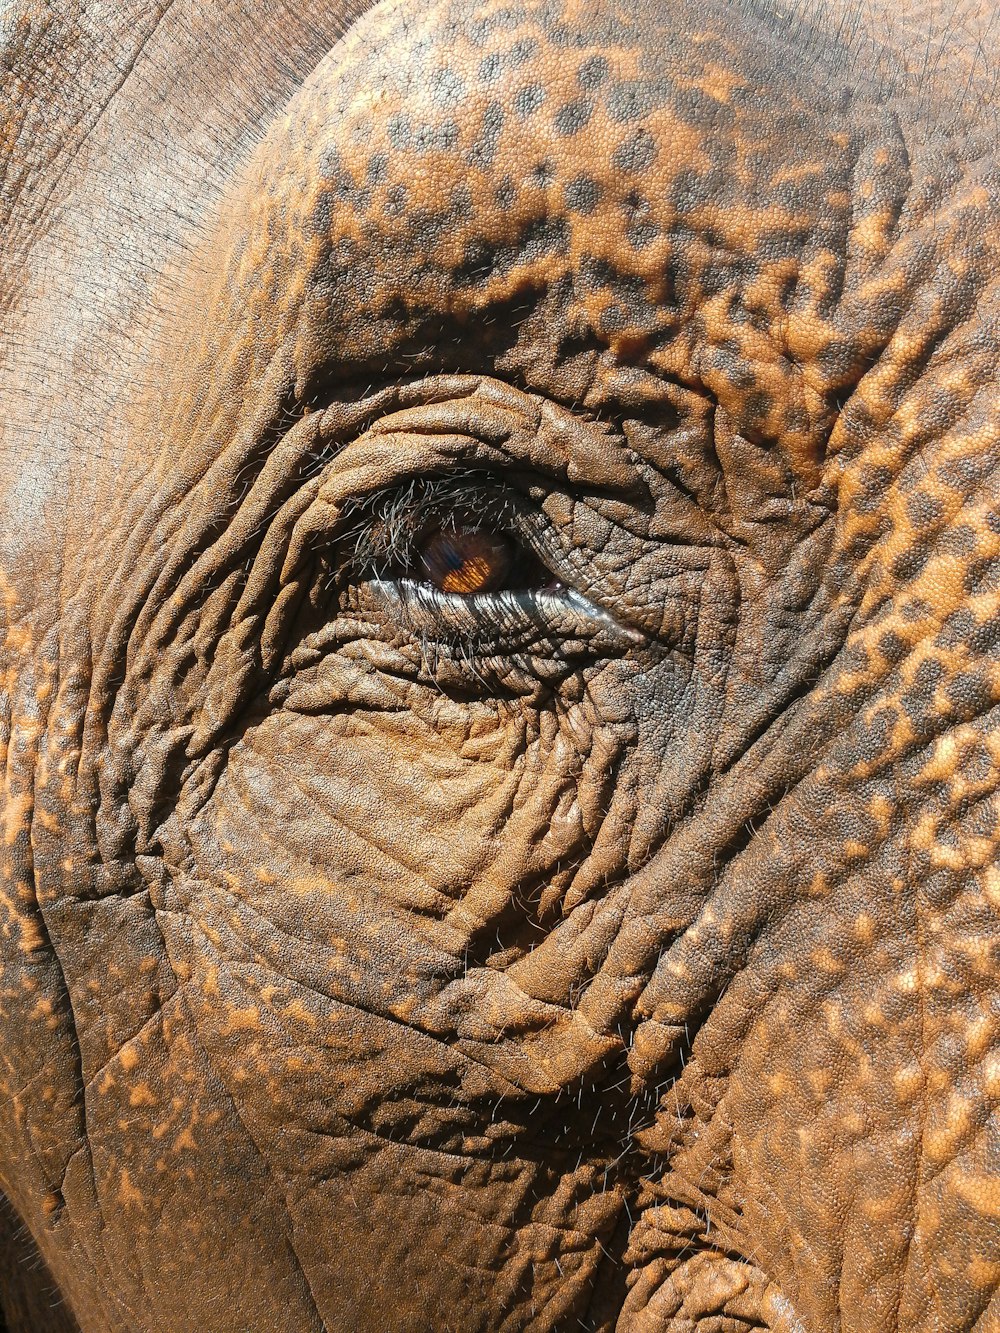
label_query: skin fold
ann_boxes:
[0,0,998,1328]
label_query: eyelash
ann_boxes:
[335,476,541,586]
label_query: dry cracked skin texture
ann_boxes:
[0,0,999,1329]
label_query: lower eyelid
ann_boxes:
[374,578,645,652]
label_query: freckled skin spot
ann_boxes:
[563,171,600,213]
[513,81,546,116]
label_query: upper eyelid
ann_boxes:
[279,373,645,586]
[337,476,540,561]
[306,374,636,507]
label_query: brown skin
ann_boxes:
[1,0,999,1329]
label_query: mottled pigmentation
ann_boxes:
[0,0,999,1330]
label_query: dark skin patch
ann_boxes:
[577,53,610,88]
[553,96,593,134]
[513,81,546,115]
[563,172,600,213]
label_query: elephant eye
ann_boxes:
[414,522,559,596]
[328,475,643,672]
[339,478,560,596]
[418,527,515,594]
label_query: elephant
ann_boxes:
[1,0,998,1327]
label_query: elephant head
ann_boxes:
[0,0,998,1328]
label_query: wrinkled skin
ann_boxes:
[1,0,999,1329]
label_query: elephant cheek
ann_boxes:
[174,704,584,931]
[154,696,607,1058]
[143,709,628,1332]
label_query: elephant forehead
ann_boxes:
[295,0,711,260]
[270,0,825,304]
[205,0,887,407]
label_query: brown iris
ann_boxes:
[418,527,515,594]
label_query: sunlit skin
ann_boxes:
[0,0,999,1330]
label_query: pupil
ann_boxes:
[419,528,514,594]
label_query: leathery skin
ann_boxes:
[0,0,999,1329]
